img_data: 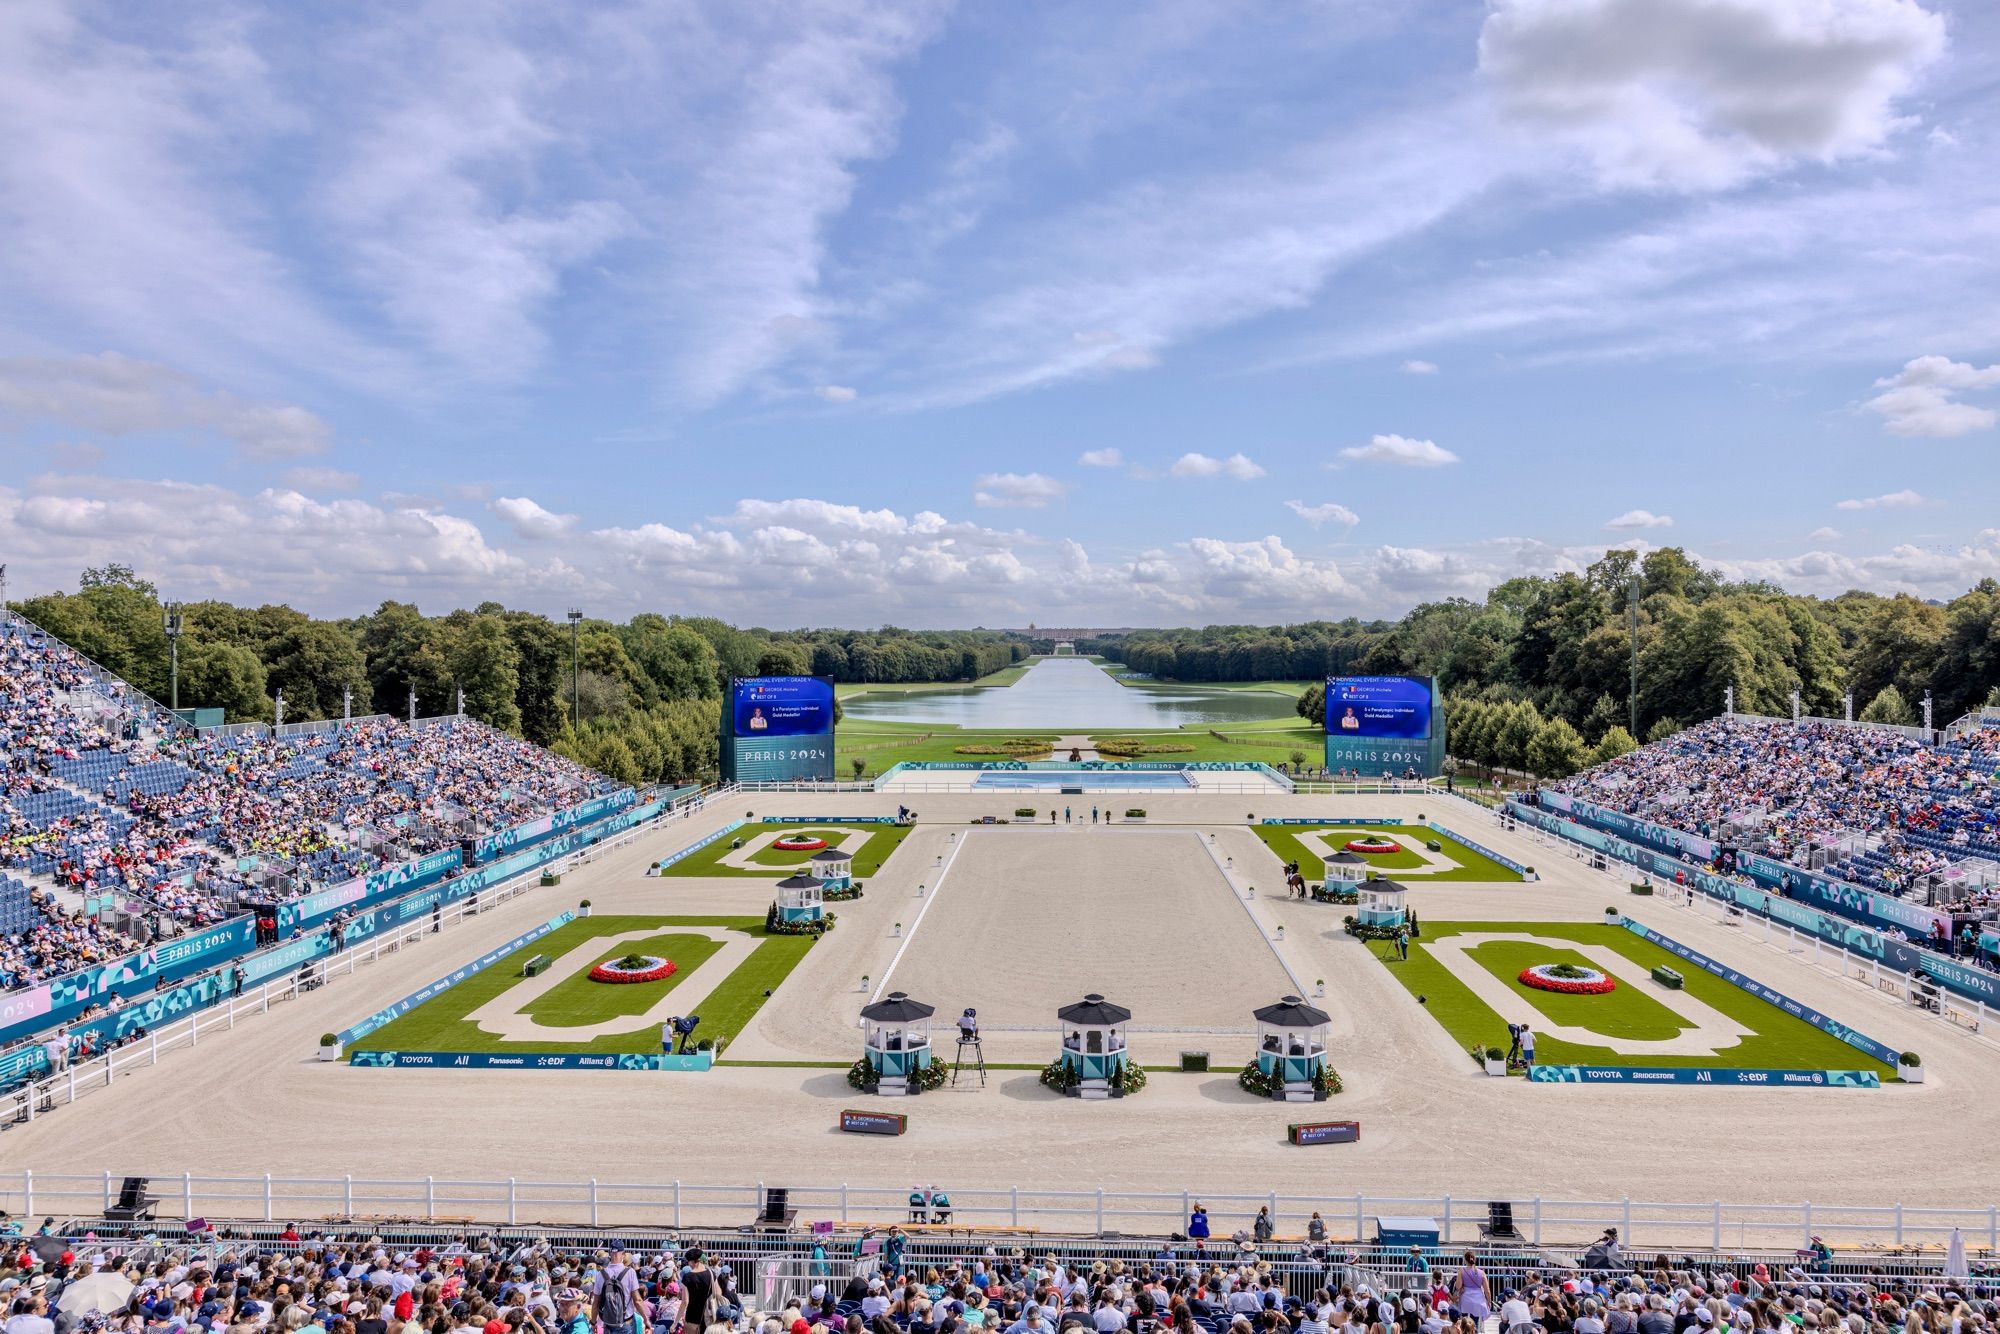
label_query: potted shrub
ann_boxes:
[1899,1052,1924,1084]
[578,898,592,918]
[1603,905,1621,923]
[1124,808,1146,821]
[1524,865,1537,879]
[1481,1045,1507,1076]
[318,1033,341,1062]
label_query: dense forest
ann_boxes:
[1087,548,2000,766]
[6,564,1027,787]
[10,547,1996,788]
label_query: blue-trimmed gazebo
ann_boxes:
[860,990,935,1095]
[1253,995,1332,1101]
[1325,851,1369,883]
[1057,993,1131,1100]
[1355,877,1409,931]
[810,846,854,892]
[774,872,825,926]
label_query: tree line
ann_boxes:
[5,566,1027,788]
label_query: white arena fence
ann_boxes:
[2,1176,1997,1254]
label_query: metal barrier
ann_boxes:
[1,1178,1995,1251]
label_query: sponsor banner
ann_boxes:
[1618,920,1901,1067]
[338,913,574,1047]
[655,820,747,870]
[768,816,905,825]
[889,760,1275,772]
[1423,823,1530,876]
[1261,817,1404,826]
[287,849,461,932]
[474,789,635,862]
[1528,1065,1881,1088]
[1915,954,2000,1007]
[1739,852,1948,939]
[1558,794,1718,862]
[0,918,256,1049]
[349,1049,713,1071]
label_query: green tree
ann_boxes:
[1588,725,1638,766]
[1860,685,1915,726]
[178,640,271,722]
[447,615,522,731]
[1526,717,1589,778]
[264,622,370,721]
[1645,716,1683,743]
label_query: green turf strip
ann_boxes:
[656,821,913,878]
[1376,921,1893,1075]
[349,915,815,1056]
[1465,940,1688,1041]
[1252,824,1522,881]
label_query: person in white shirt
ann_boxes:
[1093,1299,1128,1334]
[1500,1294,1534,1334]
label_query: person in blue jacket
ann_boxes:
[1187,1204,1210,1250]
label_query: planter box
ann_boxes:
[540,872,561,886]
[1629,883,1654,896]
[1179,1050,1209,1072]
[318,1044,341,1062]
[1483,1057,1507,1076]
[1901,1064,1925,1084]
[1651,966,1684,990]
[1603,909,1622,923]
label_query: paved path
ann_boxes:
[1051,734,1100,760]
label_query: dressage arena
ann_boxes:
[7,790,2000,1219]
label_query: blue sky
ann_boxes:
[1,0,1997,626]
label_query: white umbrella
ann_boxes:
[56,1272,135,1317]
[1945,1226,1968,1284]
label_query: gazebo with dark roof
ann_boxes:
[1252,994,1333,1102]
[1325,851,1369,883]
[774,872,824,926]
[1055,994,1132,1100]
[810,846,855,892]
[858,991,935,1095]
[1357,877,1409,930]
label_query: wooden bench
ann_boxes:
[1651,966,1684,990]
[522,954,551,977]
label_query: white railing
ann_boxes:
[0,1174,1994,1251]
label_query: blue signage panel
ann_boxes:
[1288,1120,1361,1144]
[1325,676,1433,740]
[840,1108,908,1135]
[731,676,835,738]
[349,1050,713,1071]
[338,913,574,1046]
[1528,1065,1880,1088]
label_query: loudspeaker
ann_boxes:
[761,1188,789,1223]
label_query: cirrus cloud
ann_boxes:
[973,471,1067,509]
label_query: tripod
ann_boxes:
[952,1032,987,1087]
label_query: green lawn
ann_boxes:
[1088,724,1325,764]
[349,915,815,1056]
[1377,921,1895,1075]
[836,726,1065,775]
[657,820,914,878]
[1252,823,1524,881]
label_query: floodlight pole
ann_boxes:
[273,688,285,730]
[162,601,184,712]
[566,608,583,728]
[1627,576,1639,738]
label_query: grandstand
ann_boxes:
[1553,717,2000,938]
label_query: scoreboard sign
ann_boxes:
[840,1108,908,1136]
[720,676,837,783]
[1288,1119,1360,1146]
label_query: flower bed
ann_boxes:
[1343,837,1402,854]
[771,836,829,852]
[1518,963,1616,995]
[588,954,678,984]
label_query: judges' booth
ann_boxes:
[1356,878,1409,931]
[1252,995,1333,1101]
[860,991,934,1096]
[773,873,825,926]
[810,847,854,892]
[1056,993,1132,1100]
[1325,851,1369,884]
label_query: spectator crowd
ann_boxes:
[3,618,610,993]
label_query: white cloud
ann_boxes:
[1836,489,1930,510]
[1170,451,1266,480]
[1479,0,1947,190]
[1337,434,1459,468]
[1400,359,1439,374]
[972,472,1067,509]
[1808,526,1842,542]
[1864,356,2000,437]
[1077,448,1124,468]
[0,354,333,458]
[1605,508,1674,530]
[282,467,361,493]
[816,384,859,403]
[1284,500,1360,528]
[492,495,580,539]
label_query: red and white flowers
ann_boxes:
[588,956,678,984]
[771,836,829,852]
[1343,837,1401,854]
[1519,963,1616,995]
